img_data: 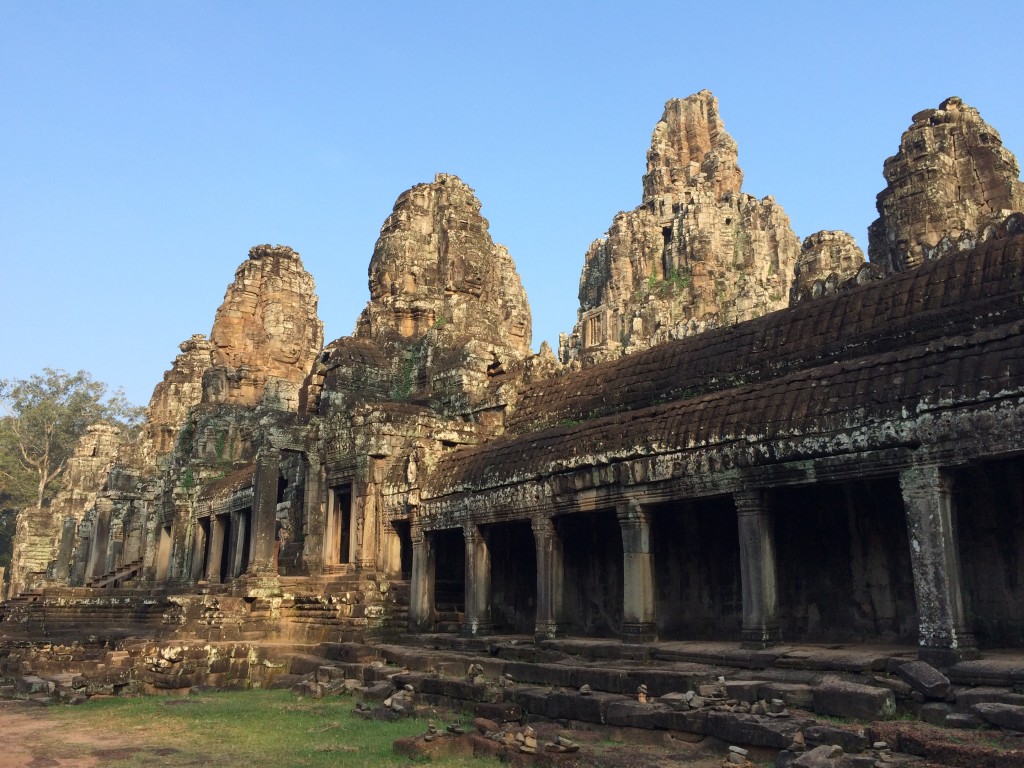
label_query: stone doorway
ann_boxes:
[432,528,465,618]
[326,484,353,566]
[650,497,742,640]
[773,478,916,643]
[483,520,536,634]
[558,511,623,637]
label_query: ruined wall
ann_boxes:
[205,245,324,411]
[561,90,799,366]
[868,96,1024,272]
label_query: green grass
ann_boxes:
[51,689,492,768]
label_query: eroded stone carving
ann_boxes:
[561,90,799,366]
[790,231,865,304]
[868,96,1024,272]
[144,334,214,456]
[204,245,323,411]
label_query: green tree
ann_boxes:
[0,369,143,568]
[0,368,143,509]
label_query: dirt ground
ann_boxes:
[0,698,730,768]
[0,699,176,768]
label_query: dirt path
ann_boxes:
[0,700,182,768]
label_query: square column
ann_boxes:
[301,457,325,574]
[617,499,657,642]
[900,466,978,664]
[734,489,782,648]
[248,451,280,576]
[532,516,565,640]
[408,524,435,632]
[207,515,227,583]
[462,524,494,636]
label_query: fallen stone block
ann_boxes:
[803,724,868,753]
[761,682,815,710]
[704,711,806,749]
[474,701,521,722]
[355,680,393,702]
[605,700,672,729]
[895,660,950,700]
[954,685,1024,711]
[791,744,844,767]
[918,701,955,726]
[971,702,1024,731]
[812,680,895,720]
[545,690,614,722]
[15,676,54,695]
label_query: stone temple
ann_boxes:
[4,94,1024,731]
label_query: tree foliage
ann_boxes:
[0,369,144,569]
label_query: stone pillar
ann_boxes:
[301,459,326,573]
[360,458,386,570]
[532,516,565,640]
[900,466,978,664]
[167,499,194,586]
[408,523,435,632]
[734,489,782,648]
[52,517,77,583]
[382,523,403,578]
[86,501,112,582]
[249,452,279,574]
[617,499,657,642]
[207,515,226,583]
[462,524,493,636]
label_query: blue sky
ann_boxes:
[3,1,1022,406]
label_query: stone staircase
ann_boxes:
[87,557,144,588]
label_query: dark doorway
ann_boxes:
[558,511,623,637]
[773,478,916,643]
[954,457,1024,647]
[433,528,465,615]
[650,496,742,639]
[484,520,536,634]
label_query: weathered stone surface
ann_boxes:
[144,334,213,455]
[895,660,950,699]
[354,173,531,357]
[789,231,865,304]
[918,702,955,726]
[971,702,1024,731]
[703,710,806,748]
[804,724,869,753]
[954,686,1024,711]
[561,90,799,367]
[204,244,323,410]
[812,680,895,720]
[868,96,1024,272]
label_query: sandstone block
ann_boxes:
[971,702,1024,731]
[812,680,895,720]
[895,660,950,699]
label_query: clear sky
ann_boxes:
[3,1,1022,406]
